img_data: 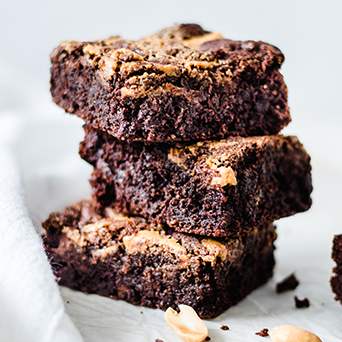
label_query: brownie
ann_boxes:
[50,23,290,143]
[80,126,312,237]
[43,199,276,318]
[331,235,342,304]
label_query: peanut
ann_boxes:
[269,325,322,342]
[164,305,208,342]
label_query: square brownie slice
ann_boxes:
[43,199,276,318]
[331,235,342,304]
[80,126,312,237]
[50,23,290,143]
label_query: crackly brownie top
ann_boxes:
[43,199,270,266]
[51,23,284,96]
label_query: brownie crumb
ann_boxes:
[255,328,269,337]
[276,273,299,293]
[66,301,69,304]
[205,337,211,341]
[220,325,229,330]
[155,339,164,342]
[294,296,310,308]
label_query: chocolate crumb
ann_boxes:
[294,296,310,308]
[66,301,69,303]
[205,337,211,341]
[276,273,299,293]
[255,328,269,337]
[155,339,164,342]
[220,325,229,330]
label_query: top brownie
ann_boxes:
[51,24,290,143]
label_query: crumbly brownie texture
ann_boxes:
[51,23,290,143]
[80,126,312,237]
[43,199,276,318]
[331,235,342,304]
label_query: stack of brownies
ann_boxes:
[43,24,312,318]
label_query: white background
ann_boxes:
[0,0,342,341]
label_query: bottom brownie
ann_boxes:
[331,235,342,304]
[43,199,276,318]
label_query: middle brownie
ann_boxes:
[80,125,312,237]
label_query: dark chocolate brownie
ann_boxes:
[80,126,312,237]
[43,199,276,318]
[331,235,342,304]
[50,23,290,143]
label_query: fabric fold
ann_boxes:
[0,145,83,342]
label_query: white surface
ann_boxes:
[0,1,342,341]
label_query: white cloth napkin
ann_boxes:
[0,145,83,342]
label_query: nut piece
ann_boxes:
[211,166,237,187]
[165,305,208,342]
[269,325,322,342]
